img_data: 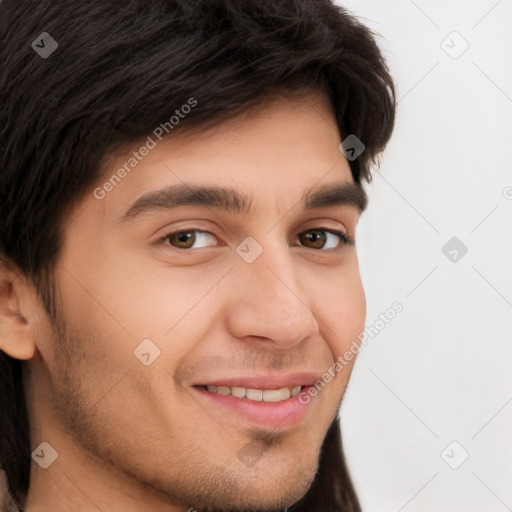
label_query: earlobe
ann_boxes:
[0,273,37,361]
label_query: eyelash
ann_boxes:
[156,228,354,251]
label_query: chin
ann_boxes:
[182,459,318,512]
[238,462,317,510]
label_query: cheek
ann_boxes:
[317,261,366,354]
[107,264,225,343]
[345,275,366,331]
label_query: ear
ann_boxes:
[0,263,37,360]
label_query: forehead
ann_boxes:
[87,91,357,223]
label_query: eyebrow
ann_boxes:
[120,180,368,221]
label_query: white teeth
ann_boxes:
[231,386,246,398]
[246,388,263,401]
[217,385,231,396]
[262,387,290,402]
[202,384,302,403]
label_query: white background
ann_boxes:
[338,1,512,511]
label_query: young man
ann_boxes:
[0,1,396,510]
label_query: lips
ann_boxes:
[193,385,316,428]
[190,372,321,427]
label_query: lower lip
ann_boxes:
[193,386,314,429]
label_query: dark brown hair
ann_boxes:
[0,0,396,509]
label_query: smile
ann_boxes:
[196,384,303,403]
[193,384,315,428]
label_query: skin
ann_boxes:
[0,91,366,511]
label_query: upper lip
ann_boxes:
[193,371,321,389]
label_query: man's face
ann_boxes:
[27,92,366,511]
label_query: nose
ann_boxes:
[224,243,320,350]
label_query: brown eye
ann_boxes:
[168,231,195,249]
[163,230,218,250]
[298,229,350,250]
